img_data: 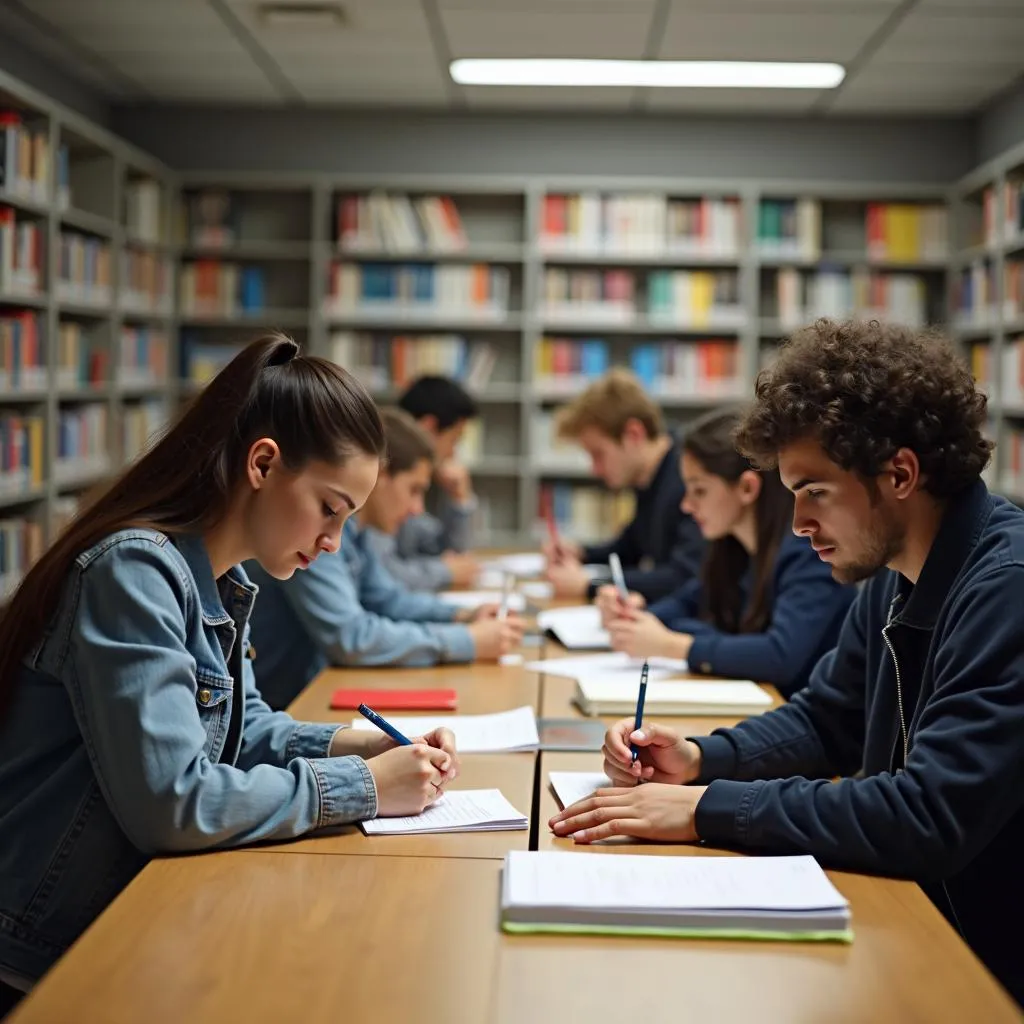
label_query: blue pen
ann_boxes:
[357,703,412,746]
[630,660,649,766]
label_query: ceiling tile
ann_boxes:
[659,8,890,61]
[442,9,654,58]
[873,10,1024,63]
[462,86,635,109]
[645,87,822,112]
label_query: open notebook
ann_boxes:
[349,705,540,752]
[549,771,614,808]
[525,652,684,683]
[500,851,852,942]
[574,678,773,717]
[537,606,610,650]
[361,790,528,835]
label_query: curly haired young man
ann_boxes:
[550,318,1024,1006]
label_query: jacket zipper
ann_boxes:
[881,594,908,770]
[881,592,966,940]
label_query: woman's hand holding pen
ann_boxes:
[607,611,693,661]
[595,585,645,627]
[367,726,461,817]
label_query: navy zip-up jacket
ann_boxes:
[647,533,855,698]
[582,437,704,603]
[692,479,1024,1005]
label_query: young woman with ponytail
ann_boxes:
[0,334,460,1002]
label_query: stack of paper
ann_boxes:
[350,705,540,752]
[549,771,615,808]
[525,651,684,682]
[362,789,528,835]
[438,590,527,613]
[500,851,853,942]
[537,606,610,650]
[574,678,772,717]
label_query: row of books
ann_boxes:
[179,262,266,316]
[56,321,106,389]
[541,268,743,328]
[533,337,743,398]
[325,263,511,320]
[56,405,108,476]
[967,343,995,395]
[122,400,168,462]
[120,327,169,385]
[121,249,173,315]
[999,260,1024,322]
[337,193,468,253]
[955,261,997,325]
[328,331,497,392]
[124,179,165,245]
[57,232,112,307]
[999,338,1024,406]
[865,203,948,263]
[0,516,44,601]
[770,268,928,328]
[0,112,51,205]
[535,482,635,545]
[0,310,44,390]
[180,339,240,385]
[981,183,1024,248]
[540,194,741,257]
[0,209,43,295]
[1000,426,1024,496]
[0,413,44,493]
[756,199,821,261]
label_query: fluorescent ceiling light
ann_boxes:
[450,59,845,90]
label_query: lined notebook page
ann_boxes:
[504,851,849,912]
[549,771,615,808]
[362,789,528,835]
[350,705,540,752]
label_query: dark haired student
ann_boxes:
[597,407,854,698]
[553,319,1024,1007]
[393,375,482,590]
[0,335,460,1008]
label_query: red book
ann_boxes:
[330,688,458,711]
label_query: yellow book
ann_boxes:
[29,416,43,487]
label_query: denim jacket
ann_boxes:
[0,529,378,984]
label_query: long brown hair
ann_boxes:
[684,408,793,634]
[0,332,385,716]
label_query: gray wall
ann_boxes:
[976,76,1024,165]
[0,33,108,125]
[112,106,975,184]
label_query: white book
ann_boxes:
[438,590,527,613]
[524,651,684,683]
[537,605,610,651]
[350,705,540,752]
[574,678,772,717]
[500,851,852,941]
[362,789,527,835]
[549,771,614,808]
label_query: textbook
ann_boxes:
[573,677,772,717]
[330,688,458,711]
[500,851,853,942]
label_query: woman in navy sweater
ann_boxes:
[598,408,854,697]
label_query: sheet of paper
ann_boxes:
[524,651,686,682]
[363,789,528,835]
[518,580,554,601]
[548,771,615,809]
[438,590,526,612]
[350,705,540,752]
[578,677,772,709]
[503,851,849,912]
[480,553,546,578]
[536,605,610,649]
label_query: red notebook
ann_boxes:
[330,688,459,711]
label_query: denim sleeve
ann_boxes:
[65,540,377,854]
[436,494,474,553]
[358,537,462,623]
[362,526,452,592]
[281,546,475,667]
[396,513,447,557]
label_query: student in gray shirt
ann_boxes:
[389,375,482,591]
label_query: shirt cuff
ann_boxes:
[309,754,379,826]
[285,722,344,762]
[439,622,476,663]
[693,778,764,846]
[689,732,739,783]
[687,634,721,676]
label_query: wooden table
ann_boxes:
[10,596,1022,1022]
